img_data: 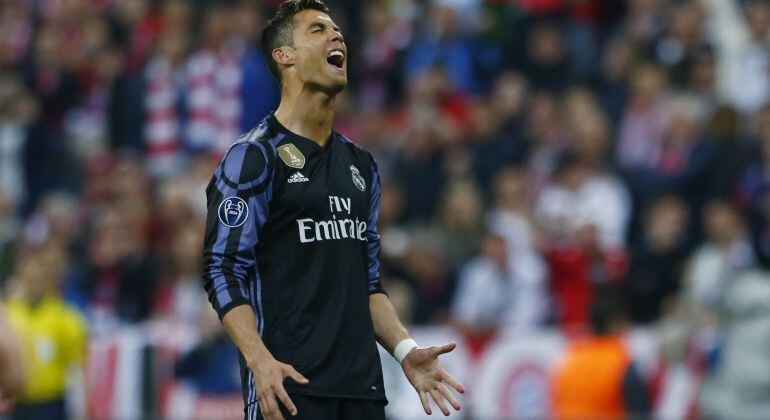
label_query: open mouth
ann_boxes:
[326,50,345,69]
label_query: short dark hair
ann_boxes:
[260,0,330,86]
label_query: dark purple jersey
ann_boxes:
[202,113,387,413]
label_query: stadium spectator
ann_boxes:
[153,224,205,326]
[524,22,571,93]
[403,4,480,94]
[698,270,770,418]
[625,195,691,324]
[685,200,755,309]
[5,244,87,420]
[705,0,770,114]
[0,73,37,210]
[451,226,547,336]
[551,289,650,418]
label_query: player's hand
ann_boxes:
[249,357,309,420]
[401,342,465,416]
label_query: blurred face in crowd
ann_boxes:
[233,3,262,43]
[115,0,149,26]
[745,0,770,40]
[602,37,632,82]
[0,74,37,123]
[276,9,347,95]
[664,101,699,147]
[482,234,508,270]
[379,183,404,227]
[690,52,716,92]
[39,192,80,247]
[172,226,203,276]
[630,64,666,105]
[527,23,566,67]
[429,5,460,40]
[440,182,482,231]
[470,99,499,140]
[162,0,192,29]
[528,91,561,144]
[494,167,526,210]
[491,72,526,120]
[34,24,61,69]
[645,196,688,251]
[16,246,67,297]
[158,28,190,65]
[203,6,233,47]
[704,201,744,246]
[668,2,704,45]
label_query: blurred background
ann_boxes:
[2,0,770,418]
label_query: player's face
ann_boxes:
[290,10,347,94]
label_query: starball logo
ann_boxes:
[296,195,367,243]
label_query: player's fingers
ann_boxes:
[442,371,465,394]
[437,383,461,411]
[430,388,450,416]
[260,392,284,420]
[274,385,298,416]
[284,365,310,384]
[419,390,432,415]
[434,342,456,356]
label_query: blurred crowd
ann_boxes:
[3,0,770,417]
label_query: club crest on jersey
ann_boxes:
[218,197,249,228]
[277,144,305,169]
[350,165,366,192]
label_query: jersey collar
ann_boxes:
[266,112,335,153]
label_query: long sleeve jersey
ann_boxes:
[202,113,387,408]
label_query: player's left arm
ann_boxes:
[365,157,465,416]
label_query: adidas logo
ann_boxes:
[288,172,309,183]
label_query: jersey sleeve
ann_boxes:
[366,156,387,295]
[202,142,273,320]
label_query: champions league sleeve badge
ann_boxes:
[218,197,249,228]
[350,165,366,192]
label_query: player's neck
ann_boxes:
[275,87,336,147]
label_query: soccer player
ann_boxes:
[202,1,465,419]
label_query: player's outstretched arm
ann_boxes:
[222,305,309,420]
[369,293,465,416]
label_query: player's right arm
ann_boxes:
[221,306,308,419]
[202,141,307,420]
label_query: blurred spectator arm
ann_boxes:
[703,0,751,107]
[0,307,24,401]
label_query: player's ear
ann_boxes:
[272,46,295,67]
